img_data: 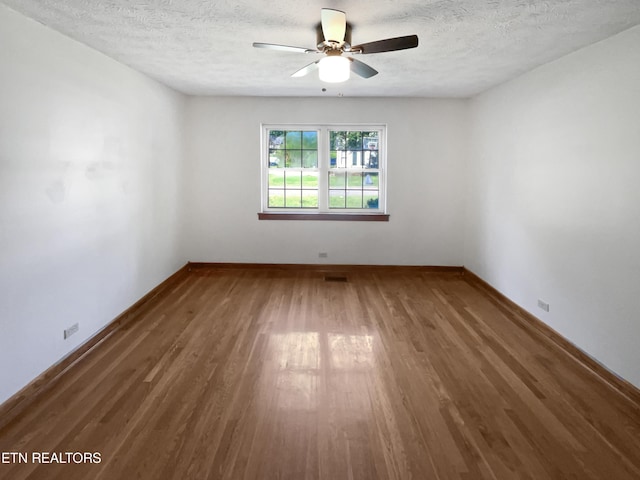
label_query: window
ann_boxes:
[265,129,320,209]
[261,125,387,220]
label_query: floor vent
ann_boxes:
[324,275,348,282]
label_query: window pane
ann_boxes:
[347,172,363,189]
[329,151,337,167]
[346,151,363,167]
[268,189,285,207]
[302,172,319,188]
[269,131,285,149]
[330,131,346,151]
[302,190,318,208]
[285,171,301,188]
[329,190,346,208]
[285,131,302,149]
[364,192,379,209]
[364,151,378,168]
[347,190,363,208]
[363,132,378,150]
[333,151,348,168]
[285,190,302,207]
[329,172,345,188]
[302,131,317,149]
[286,150,302,168]
[347,131,362,150]
[269,149,285,168]
[302,150,318,168]
[269,170,285,188]
[363,172,378,188]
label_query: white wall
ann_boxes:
[0,6,186,403]
[465,25,640,387]
[182,96,468,266]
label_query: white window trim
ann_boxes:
[260,124,387,215]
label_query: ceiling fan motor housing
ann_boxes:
[316,23,352,50]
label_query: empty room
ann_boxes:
[1,1,639,479]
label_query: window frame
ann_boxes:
[260,124,387,218]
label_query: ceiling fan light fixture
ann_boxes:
[318,55,350,83]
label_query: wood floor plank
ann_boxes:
[1,266,640,479]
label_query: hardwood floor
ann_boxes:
[1,265,639,479]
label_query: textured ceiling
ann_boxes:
[2,0,640,97]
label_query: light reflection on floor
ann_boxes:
[265,332,375,412]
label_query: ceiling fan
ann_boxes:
[253,9,419,83]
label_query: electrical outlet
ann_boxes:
[537,300,550,312]
[318,252,328,258]
[64,323,79,339]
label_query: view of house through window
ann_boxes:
[329,130,380,209]
[263,125,385,213]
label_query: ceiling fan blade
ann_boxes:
[352,35,419,54]
[349,58,378,78]
[253,42,317,54]
[321,9,346,43]
[291,61,320,78]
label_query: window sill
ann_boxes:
[258,212,390,222]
